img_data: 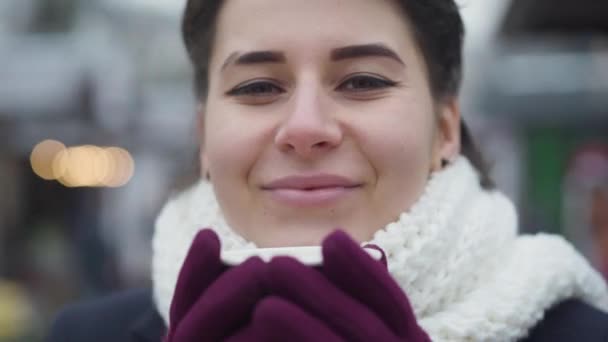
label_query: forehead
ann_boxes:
[211,0,415,60]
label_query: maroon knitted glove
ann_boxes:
[226,230,430,342]
[164,229,267,342]
[322,230,430,341]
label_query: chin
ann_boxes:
[250,225,342,248]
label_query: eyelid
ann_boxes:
[225,78,285,96]
[336,73,398,90]
[339,72,394,82]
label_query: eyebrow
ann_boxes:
[221,51,286,70]
[330,43,404,65]
[221,43,404,71]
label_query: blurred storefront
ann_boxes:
[472,0,608,269]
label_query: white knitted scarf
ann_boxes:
[152,157,608,341]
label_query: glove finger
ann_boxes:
[266,256,396,341]
[225,297,345,342]
[173,256,266,341]
[169,229,224,328]
[224,325,264,342]
[254,296,345,342]
[322,229,421,339]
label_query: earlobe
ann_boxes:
[434,99,461,170]
[431,98,460,171]
[200,151,210,180]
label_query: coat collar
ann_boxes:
[129,305,166,342]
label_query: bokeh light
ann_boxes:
[30,140,66,180]
[102,147,135,187]
[31,141,135,188]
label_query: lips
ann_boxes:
[261,174,362,206]
[263,174,361,190]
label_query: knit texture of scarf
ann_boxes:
[152,157,608,341]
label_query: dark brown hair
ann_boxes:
[181,0,495,189]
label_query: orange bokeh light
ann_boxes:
[30,140,66,180]
[31,140,135,188]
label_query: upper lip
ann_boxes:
[262,174,362,190]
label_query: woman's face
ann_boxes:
[201,0,460,247]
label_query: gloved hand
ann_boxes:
[226,230,430,342]
[164,229,267,342]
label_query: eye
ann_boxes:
[337,74,397,92]
[226,80,284,96]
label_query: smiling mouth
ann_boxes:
[262,184,362,207]
[264,186,361,206]
[297,185,360,191]
[261,174,363,206]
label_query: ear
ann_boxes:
[196,104,210,178]
[431,98,461,172]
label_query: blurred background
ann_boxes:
[0,0,607,340]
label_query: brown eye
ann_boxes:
[226,81,284,96]
[337,75,397,92]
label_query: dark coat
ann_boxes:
[47,288,608,341]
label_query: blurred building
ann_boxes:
[470,0,608,258]
[0,0,606,339]
[1,0,197,339]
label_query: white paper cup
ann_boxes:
[221,245,382,266]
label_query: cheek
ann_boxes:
[353,100,436,181]
[203,106,267,183]
[359,108,435,218]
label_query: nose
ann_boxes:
[274,85,342,158]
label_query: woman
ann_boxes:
[48,0,608,341]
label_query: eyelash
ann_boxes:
[225,74,398,97]
[226,79,283,96]
[337,75,398,92]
